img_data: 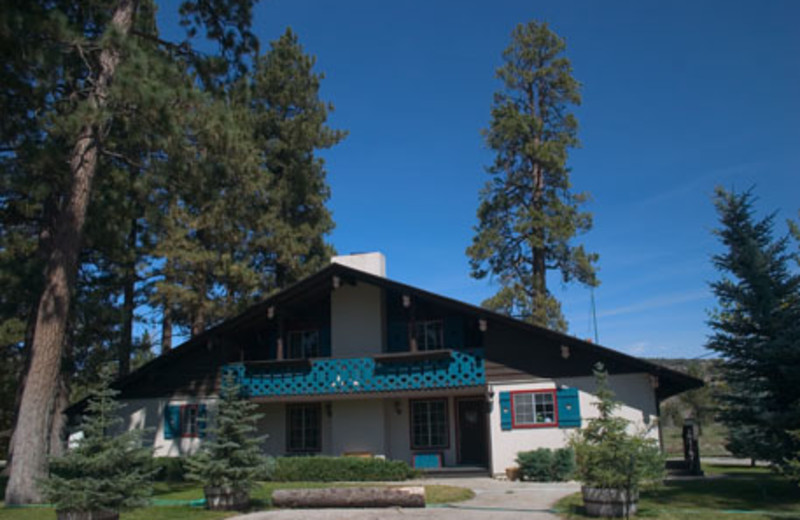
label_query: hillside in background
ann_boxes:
[646,357,731,457]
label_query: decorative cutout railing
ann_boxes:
[224,349,485,397]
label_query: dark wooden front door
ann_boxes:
[457,398,488,466]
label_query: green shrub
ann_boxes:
[516,448,575,481]
[152,457,189,482]
[273,456,417,482]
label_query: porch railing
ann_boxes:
[223,349,485,398]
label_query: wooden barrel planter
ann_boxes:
[203,486,250,510]
[56,511,119,520]
[581,487,638,517]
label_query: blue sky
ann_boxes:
[159,0,799,359]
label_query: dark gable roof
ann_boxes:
[108,262,702,403]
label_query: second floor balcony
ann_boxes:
[224,348,486,398]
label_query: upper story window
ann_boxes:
[287,330,320,359]
[512,390,557,428]
[413,320,444,351]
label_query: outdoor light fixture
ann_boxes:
[402,294,411,308]
[560,345,570,359]
[479,319,488,332]
[267,306,275,319]
[650,375,659,389]
[332,275,341,289]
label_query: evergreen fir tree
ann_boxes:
[467,21,598,332]
[706,187,800,465]
[39,367,153,514]
[185,372,273,507]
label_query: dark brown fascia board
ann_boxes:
[327,266,704,400]
[103,262,701,406]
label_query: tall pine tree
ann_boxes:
[2,0,259,503]
[467,21,598,332]
[706,187,800,466]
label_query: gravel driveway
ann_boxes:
[232,478,580,520]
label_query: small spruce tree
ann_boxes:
[185,372,273,504]
[570,364,664,493]
[40,367,153,515]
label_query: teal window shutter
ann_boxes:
[319,327,331,357]
[499,392,512,430]
[387,320,409,352]
[164,404,180,439]
[198,404,208,438]
[443,316,464,349]
[557,387,581,428]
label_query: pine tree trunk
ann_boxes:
[191,271,207,337]
[161,305,172,354]
[119,218,137,376]
[47,372,70,457]
[4,0,137,504]
[4,195,57,477]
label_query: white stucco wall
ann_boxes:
[331,281,384,357]
[331,399,386,455]
[487,373,659,476]
[116,398,218,457]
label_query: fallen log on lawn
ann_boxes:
[272,486,426,508]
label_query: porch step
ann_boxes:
[420,465,490,478]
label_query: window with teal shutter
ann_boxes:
[198,404,208,438]
[499,392,512,430]
[387,320,409,352]
[557,387,581,428]
[163,404,180,439]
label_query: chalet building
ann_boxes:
[108,252,700,477]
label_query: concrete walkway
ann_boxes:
[232,478,580,520]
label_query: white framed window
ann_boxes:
[287,404,321,452]
[413,320,444,351]
[181,405,199,437]
[411,399,449,449]
[287,330,320,359]
[512,391,557,427]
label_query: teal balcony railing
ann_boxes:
[224,349,485,397]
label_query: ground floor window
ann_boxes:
[287,403,321,452]
[181,404,199,437]
[512,390,557,427]
[411,399,449,449]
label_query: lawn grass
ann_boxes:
[556,464,800,520]
[0,480,474,519]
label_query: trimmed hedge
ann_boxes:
[151,457,190,482]
[273,456,418,482]
[516,448,575,482]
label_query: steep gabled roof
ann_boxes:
[105,262,702,405]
